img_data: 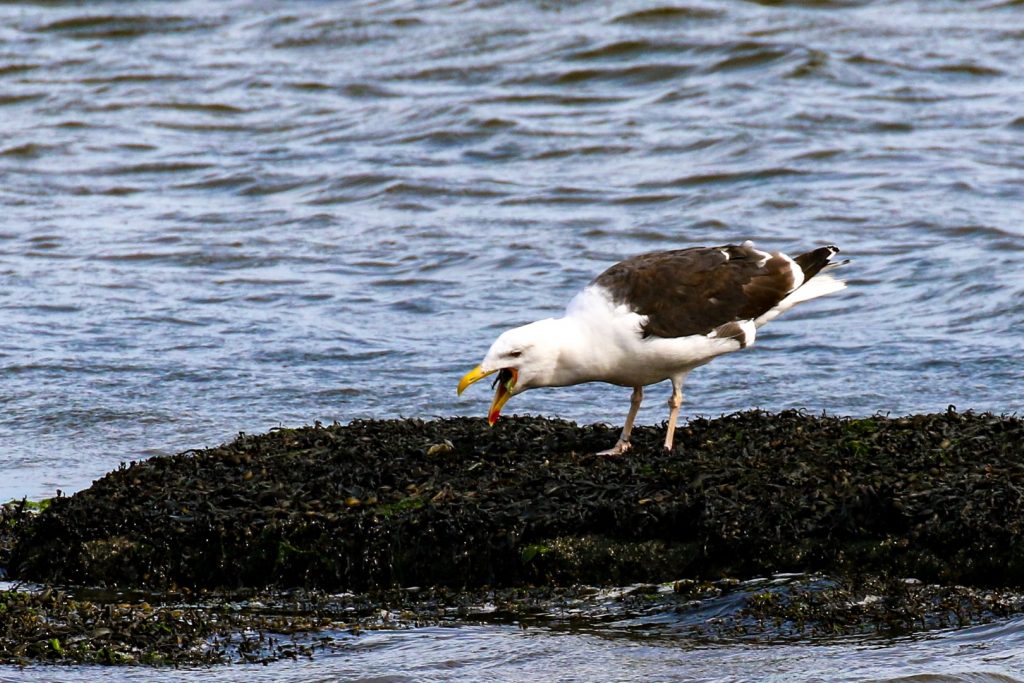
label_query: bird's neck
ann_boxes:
[533,314,620,387]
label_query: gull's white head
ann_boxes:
[457,318,564,425]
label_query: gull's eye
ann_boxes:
[508,350,523,358]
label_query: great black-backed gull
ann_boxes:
[458,241,847,455]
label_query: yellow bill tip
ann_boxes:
[457,364,495,396]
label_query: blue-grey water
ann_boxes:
[6,616,1024,683]
[2,0,1023,680]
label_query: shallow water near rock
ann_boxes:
[3,0,1024,679]
[3,574,1024,680]
[8,618,1024,683]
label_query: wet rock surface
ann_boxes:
[2,575,1024,666]
[4,409,1024,665]
[0,586,335,665]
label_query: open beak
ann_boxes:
[458,365,519,426]
[457,365,495,396]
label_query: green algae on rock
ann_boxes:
[0,586,361,666]
[10,409,1024,591]
[0,499,39,579]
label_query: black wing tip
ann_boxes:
[794,245,845,280]
[822,246,851,267]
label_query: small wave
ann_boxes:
[499,187,609,207]
[785,49,831,79]
[149,102,246,115]
[393,65,500,85]
[0,63,40,76]
[792,148,845,161]
[152,121,254,134]
[384,180,504,200]
[78,72,197,87]
[389,298,437,314]
[270,16,417,50]
[335,173,398,189]
[242,292,292,304]
[929,62,1004,77]
[310,387,363,400]
[181,295,235,305]
[869,120,914,133]
[597,228,678,243]
[215,277,308,287]
[174,173,261,192]
[0,93,46,106]
[745,0,874,7]
[705,44,794,73]
[872,674,1024,683]
[0,143,60,158]
[125,315,207,327]
[253,348,395,365]
[530,144,633,161]
[639,167,805,189]
[241,178,307,197]
[340,82,398,98]
[393,127,505,148]
[34,14,222,39]
[846,53,1004,78]
[946,223,1021,240]
[66,185,141,197]
[307,178,504,205]
[611,194,681,206]
[100,162,214,176]
[567,39,696,61]
[370,277,443,288]
[867,87,947,104]
[23,250,74,260]
[93,250,261,268]
[610,6,724,25]
[32,406,168,428]
[4,361,155,377]
[26,234,62,244]
[286,80,333,92]
[485,93,625,106]
[548,63,695,86]
[10,303,80,314]
[175,173,307,197]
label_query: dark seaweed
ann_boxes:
[9,408,1024,592]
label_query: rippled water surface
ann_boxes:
[8,615,1024,683]
[2,0,1024,679]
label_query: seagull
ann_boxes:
[458,241,847,455]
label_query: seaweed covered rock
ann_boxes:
[0,587,326,665]
[10,409,1024,591]
[0,500,39,578]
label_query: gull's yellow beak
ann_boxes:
[458,364,495,396]
[458,365,518,426]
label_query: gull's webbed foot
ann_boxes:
[596,440,633,457]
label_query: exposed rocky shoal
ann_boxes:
[4,408,1024,665]
[10,408,1024,591]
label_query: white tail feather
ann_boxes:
[754,274,847,327]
